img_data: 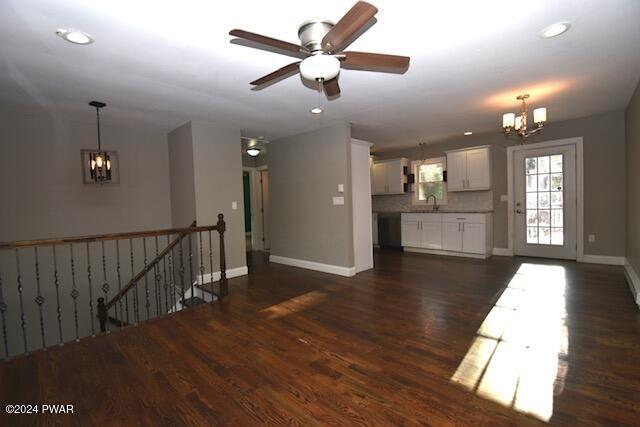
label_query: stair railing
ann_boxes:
[0,214,228,360]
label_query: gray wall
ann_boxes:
[0,109,172,241]
[168,122,197,228]
[374,111,627,256]
[626,82,640,274]
[167,121,246,272]
[269,123,354,268]
[191,121,246,271]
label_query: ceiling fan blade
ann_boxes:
[341,51,410,71]
[322,1,378,53]
[230,29,309,56]
[323,78,341,97]
[250,61,301,86]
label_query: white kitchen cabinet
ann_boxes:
[442,222,463,252]
[446,146,491,191]
[371,158,408,195]
[421,222,443,249]
[401,220,421,248]
[402,213,492,258]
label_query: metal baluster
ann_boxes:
[86,243,95,336]
[208,230,214,299]
[101,241,110,332]
[34,247,46,349]
[154,236,161,317]
[142,238,150,320]
[188,233,194,305]
[178,238,185,311]
[52,246,64,345]
[167,234,175,311]
[69,245,80,341]
[16,250,28,353]
[162,236,169,315]
[199,232,205,300]
[130,239,139,325]
[116,240,126,325]
[0,270,9,359]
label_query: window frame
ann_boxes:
[411,157,448,206]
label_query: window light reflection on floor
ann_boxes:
[259,290,327,319]
[451,263,569,422]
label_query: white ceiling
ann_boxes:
[1,0,639,150]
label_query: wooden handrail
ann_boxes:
[0,223,219,250]
[104,221,196,310]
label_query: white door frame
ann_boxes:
[507,137,584,261]
[242,166,268,251]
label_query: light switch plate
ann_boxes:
[332,196,345,205]
[588,234,596,243]
[337,184,344,193]
[232,201,238,210]
[500,194,509,202]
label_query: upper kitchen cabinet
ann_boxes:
[371,158,409,195]
[445,146,491,191]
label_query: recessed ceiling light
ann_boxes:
[56,29,94,45]
[246,148,260,157]
[540,22,571,39]
[310,107,323,114]
[463,131,473,136]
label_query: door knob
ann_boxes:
[515,209,524,214]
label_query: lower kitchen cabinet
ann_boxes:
[401,213,492,258]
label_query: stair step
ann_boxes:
[107,316,129,327]
[180,296,207,308]
[196,282,220,297]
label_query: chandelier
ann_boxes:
[502,94,547,139]
[88,101,112,183]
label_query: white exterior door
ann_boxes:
[466,148,490,189]
[514,145,576,259]
[442,222,462,252]
[446,151,467,191]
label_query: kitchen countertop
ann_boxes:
[373,209,493,214]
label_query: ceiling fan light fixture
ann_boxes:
[246,148,261,157]
[56,28,94,45]
[299,54,341,82]
[540,22,571,39]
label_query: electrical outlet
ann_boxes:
[588,234,596,243]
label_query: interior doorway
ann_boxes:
[242,166,269,252]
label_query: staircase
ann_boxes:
[0,214,229,360]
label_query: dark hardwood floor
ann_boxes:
[1,250,639,426]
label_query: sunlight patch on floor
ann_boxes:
[451,263,569,422]
[260,290,327,319]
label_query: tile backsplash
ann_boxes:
[372,190,493,212]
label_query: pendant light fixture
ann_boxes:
[502,94,547,140]
[88,101,112,183]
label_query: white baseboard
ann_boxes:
[404,247,490,259]
[582,255,626,266]
[624,259,640,308]
[492,248,514,257]
[269,255,356,277]
[197,266,249,284]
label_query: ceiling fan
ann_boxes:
[229,1,410,97]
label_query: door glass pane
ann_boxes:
[524,154,564,246]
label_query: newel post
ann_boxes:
[97,297,108,333]
[216,213,229,299]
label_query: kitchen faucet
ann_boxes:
[426,194,439,211]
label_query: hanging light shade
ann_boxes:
[88,101,112,183]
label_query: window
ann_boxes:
[412,157,447,205]
[525,154,564,246]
